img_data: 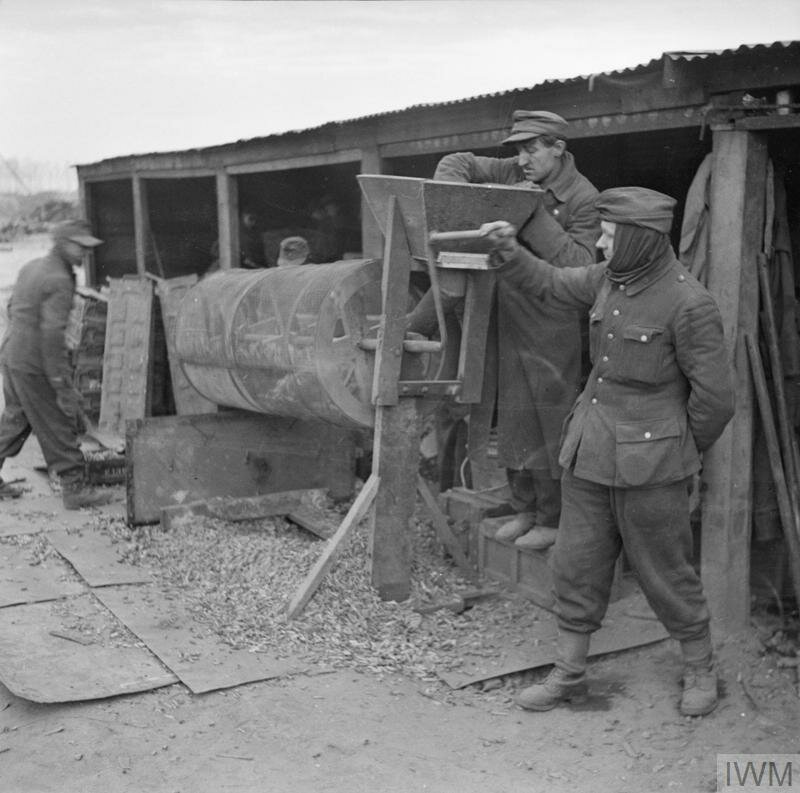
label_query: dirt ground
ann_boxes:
[0,238,799,793]
[0,438,798,793]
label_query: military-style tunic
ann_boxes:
[434,151,599,475]
[495,247,735,486]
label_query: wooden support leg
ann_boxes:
[702,129,767,632]
[369,399,422,601]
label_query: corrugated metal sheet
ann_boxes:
[78,41,799,169]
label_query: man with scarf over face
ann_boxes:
[408,110,599,551]
[480,187,734,717]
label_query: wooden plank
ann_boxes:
[416,475,478,582]
[154,275,218,416]
[285,507,334,540]
[286,474,380,619]
[126,411,356,524]
[371,196,413,406]
[457,270,496,404]
[99,276,155,436]
[369,399,421,600]
[701,129,767,632]
[745,335,800,607]
[160,490,309,530]
[225,148,362,174]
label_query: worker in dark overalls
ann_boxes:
[0,220,113,509]
[409,110,600,550]
[481,187,734,717]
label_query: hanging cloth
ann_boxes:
[679,153,713,286]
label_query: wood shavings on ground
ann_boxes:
[95,501,540,683]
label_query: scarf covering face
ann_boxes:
[606,224,673,283]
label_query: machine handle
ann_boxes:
[428,229,485,243]
[358,338,443,353]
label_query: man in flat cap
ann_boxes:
[480,187,735,717]
[408,109,600,550]
[0,220,113,509]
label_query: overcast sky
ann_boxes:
[1,0,799,182]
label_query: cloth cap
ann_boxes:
[595,187,676,233]
[501,110,569,144]
[277,236,310,266]
[52,219,103,247]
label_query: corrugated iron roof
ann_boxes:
[78,40,800,168]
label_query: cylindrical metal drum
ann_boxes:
[174,260,383,428]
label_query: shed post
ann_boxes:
[78,175,97,287]
[701,128,768,632]
[360,147,384,259]
[132,173,149,277]
[216,170,238,271]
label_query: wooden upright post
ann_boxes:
[360,147,385,259]
[369,195,419,601]
[132,173,149,277]
[701,128,768,632]
[216,170,238,271]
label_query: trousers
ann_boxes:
[552,468,710,641]
[0,366,84,480]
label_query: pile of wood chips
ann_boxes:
[96,500,537,683]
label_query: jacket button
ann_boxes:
[644,431,652,439]
[602,356,609,362]
[597,377,603,383]
[678,274,685,282]
[607,333,614,339]
[591,398,598,404]
[612,309,620,316]
[640,334,648,342]
[619,284,626,291]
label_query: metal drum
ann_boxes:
[173,260,383,428]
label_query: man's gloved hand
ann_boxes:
[479,221,519,259]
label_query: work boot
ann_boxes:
[61,479,113,510]
[680,665,719,716]
[495,512,535,542]
[515,667,588,711]
[0,478,24,499]
[515,525,558,550]
[515,630,591,711]
[679,632,718,716]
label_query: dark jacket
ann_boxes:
[434,150,600,474]
[1,250,75,383]
[496,247,735,487]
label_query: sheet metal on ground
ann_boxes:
[438,592,669,689]
[0,595,178,702]
[95,585,303,694]
[0,496,95,536]
[0,544,85,607]
[47,528,151,586]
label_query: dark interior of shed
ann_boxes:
[88,178,136,285]
[236,162,363,265]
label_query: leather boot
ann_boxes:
[680,632,718,716]
[61,477,113,510]
[495,512,535,542]
[515,630,590,711]
[515,526,558,550]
